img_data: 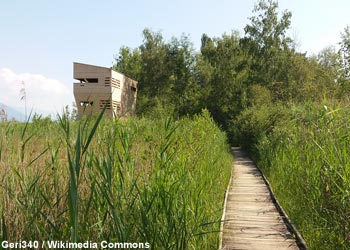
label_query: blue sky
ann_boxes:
[1,0,349,116]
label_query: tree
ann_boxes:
[114,46,142,80]
[0,108,7,122]
[339,26,350,79]
[337,26,350,98]
[241,0,293,95]
[244,0,292,50]
[139,29,172,99]
[114,29,170,114]
[317,46,345,87]
[318,46,341,70]
[166,35,201,116]
[114,29,200,116]
[198,32,249,129]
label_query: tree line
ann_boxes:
[113,0,350,143]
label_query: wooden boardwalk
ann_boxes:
[220,148,304,250]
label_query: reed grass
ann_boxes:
[253,103,350,249]
[0,109,232,249]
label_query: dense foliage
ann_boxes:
[113,0,350,249]
[114,0,350,143]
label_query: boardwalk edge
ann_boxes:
[257,159,308,250]
[218,151,234,250]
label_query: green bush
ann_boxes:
[232,103,291,153]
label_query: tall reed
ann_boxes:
[0,109,232,249]
[254,103,350,249]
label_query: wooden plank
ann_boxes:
[220,147,301,250]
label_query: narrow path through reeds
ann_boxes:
[220,147,304,250]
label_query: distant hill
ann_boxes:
[0,102,25,121]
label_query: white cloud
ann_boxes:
[0,68,74,117]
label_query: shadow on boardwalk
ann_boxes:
[219,147,307,250]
